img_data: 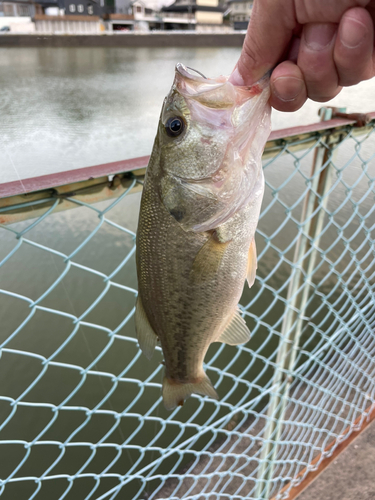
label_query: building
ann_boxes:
[33,13,102,32]
[161,0,223,30]
[0,0,103,32]
[0,0,230,33]
[57,0,100,16]
[104,0,166,32]
[128,0,162,30]
[0,0,42,31]
[102,12,134,31]
[228,0,252,30]
[0,0,40,17]
[33,0,103,33]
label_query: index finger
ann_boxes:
[229,0,296,85]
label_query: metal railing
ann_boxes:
[0,109,374,500]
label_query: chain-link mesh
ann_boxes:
[0,113,374,500]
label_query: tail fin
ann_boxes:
[162,373,218,411]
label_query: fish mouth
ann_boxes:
[174,64,235,110]
[175,63,270,91]
[176,63,212,83]
[174,63,270,111]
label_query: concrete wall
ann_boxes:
[0,32,245,47]
[0,17,36,33]
[34,19,101,34]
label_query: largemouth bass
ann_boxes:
[135,64,271,410]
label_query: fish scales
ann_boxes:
[135,64,271,410]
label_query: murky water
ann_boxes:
[0,47,374,499]
[1,47,374,184]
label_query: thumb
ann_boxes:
[229,0,296,85]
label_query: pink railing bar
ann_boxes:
[1,112,374,200]
[0,155,150,200]
[269,115,370,141]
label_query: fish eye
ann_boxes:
[165,117,185,138]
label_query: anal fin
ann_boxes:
[135,296,158,360]
[162,373,218,411]
[216,309,250,346]
[247,238,257,288]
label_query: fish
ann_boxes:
[135,63,271,411]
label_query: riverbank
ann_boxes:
[0,32,245,48]
[298,420,375,500]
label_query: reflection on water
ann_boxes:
[1,47,374,184]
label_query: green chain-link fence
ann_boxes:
[0,109,374,500]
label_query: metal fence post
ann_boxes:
[255,108,342,499]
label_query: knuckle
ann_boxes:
[241,40,261,71]
[270,95,306,112]
[306,83,341,102]
[338,74,364,87]
[308,93,340,103]
[337,65,373,87]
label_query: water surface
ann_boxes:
[1,46,374,184]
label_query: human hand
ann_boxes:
[229,0,375,112]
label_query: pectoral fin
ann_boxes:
[216,309,251,345]
[247,238,257,288]
[190,233,230,282]
[135,296,158,360]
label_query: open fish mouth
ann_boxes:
[176,63,210,83]
[175,63,271,91]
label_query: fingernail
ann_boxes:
[304,23,336,51]
[340,16,367,48]
[272,76,304,102]
[229,66,245,86]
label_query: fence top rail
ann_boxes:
[1,112,374,200]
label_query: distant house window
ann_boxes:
[136,6,142,12]
[87,5,94,14]
[77,4,84,12]
[3,3,15,16]
[69,4,76,12]
[17,4,30,16]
